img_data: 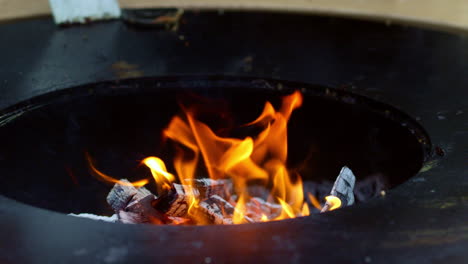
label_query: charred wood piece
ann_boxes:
[106,179,163,224]
[198,195,253,224]
[118,194,165,224]
[106,179,152,212]
[303,174,387,209]
[198,195,235,224]
[152,183,199,217]
[321,166,356,213]
[183,178,232,199]
[246,197,282,220]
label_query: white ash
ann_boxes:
[69,213,118,223]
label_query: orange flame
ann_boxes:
[308,192,323,210]
[87,90,311,224]
[86,153,149,187]
[162,90,308,224]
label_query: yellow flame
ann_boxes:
[232,193,247,224]
[260,214,268,222]
[218,137,254,172]
[187,195,199,217]
[186,196,211,225]
[277,198,296,219]
[301,203,310,216]
[325,195,342,211]
[142,157,175,193]
[268,160,306,219]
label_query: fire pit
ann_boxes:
[0,77,429,225]
[0,10,467,264]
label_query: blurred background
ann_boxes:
[1,0,468,32]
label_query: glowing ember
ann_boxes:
[88,90,350,225]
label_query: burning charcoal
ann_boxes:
[152,183,199,217]
[105,179,163,224]
[321,166,356,213]
[166,216,193,225]
[245,197,282,221]
[198,195,235,224]
[198,195,253,224]
[106,179,152,212]
[183,178,232,199]
[119,194,164,224]
[118,211,144,224]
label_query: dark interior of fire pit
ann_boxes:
[0,77,430,215]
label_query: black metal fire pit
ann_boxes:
[0,11,467,264]
[0,76,430,215]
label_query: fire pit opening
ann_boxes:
[0,77,430,225]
